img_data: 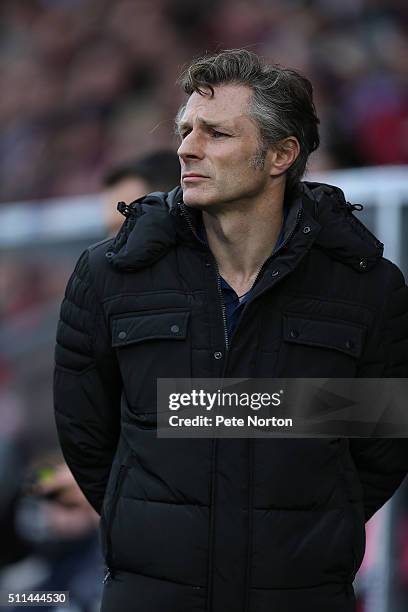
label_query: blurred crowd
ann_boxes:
[0,148,181,611]
[1,0,408,204]
[1,1,408,610]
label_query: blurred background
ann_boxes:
[0,0,408,610]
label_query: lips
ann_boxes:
[182,173,208,180]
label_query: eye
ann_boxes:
[211,129,228,138]
[180,129,191,140]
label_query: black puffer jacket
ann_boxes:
[54,182,408,612]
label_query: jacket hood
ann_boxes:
[106,182,383,273]
[303,181,384,271]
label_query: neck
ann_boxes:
[203,181,286,294]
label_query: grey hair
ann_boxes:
[178,49,320,196]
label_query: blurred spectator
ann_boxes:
[33,463,99,539]
[0,362,30,569]
[0,459,103,612]
[103,149,180,233]
[1,0,408,204]
[0,144,180,605]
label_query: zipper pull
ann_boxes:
[103,569,111,584]
[347,201,364,212]
[117,201,132,217]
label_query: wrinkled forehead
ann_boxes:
[176,85,253,130]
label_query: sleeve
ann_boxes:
[53,249,122,514]
[350,263,408,521]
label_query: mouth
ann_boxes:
[182,174,209,182]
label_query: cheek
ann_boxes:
[221,160,259,185]
[216,154,248,176]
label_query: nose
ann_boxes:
[177,130,204,162]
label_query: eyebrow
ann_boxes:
[176,117,232,134]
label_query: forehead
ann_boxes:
[179,84,253,126]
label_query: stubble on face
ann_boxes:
[248,142,268,171]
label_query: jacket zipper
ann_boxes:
[103,465,129,583]
[215,262,229,352]
[251,207,303,290]
[179,204,304,358]
[179,205,229,352]
[179,205,228,612]
[228,207,304,347]
[215,207,304,353]
[237,207,303,611]
[180,204,303,611]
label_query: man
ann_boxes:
[102,150,180,234]
[54,50,408,612]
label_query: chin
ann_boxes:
[182,188,215,209]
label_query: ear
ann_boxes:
[268,137,300,177]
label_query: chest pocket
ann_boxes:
[111,309,191,414]
[112,310,189,347]
[279,314,366,376]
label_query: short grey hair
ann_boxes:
[178,49,320,196]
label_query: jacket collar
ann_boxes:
[107,182,383,273]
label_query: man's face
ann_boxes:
[177,84,272,210]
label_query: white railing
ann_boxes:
[1,166,408,267]
[0,193,104,247]
[312,166,408,267]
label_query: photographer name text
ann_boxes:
[168,415,293,428]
